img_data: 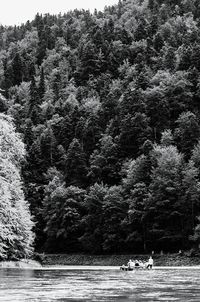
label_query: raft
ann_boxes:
[120,265,145,271]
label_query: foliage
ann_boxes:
[1,0,200,253]
[0,114,34,259]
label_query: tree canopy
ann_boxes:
[1,0,200,253]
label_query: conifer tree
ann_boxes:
[65,138,88,187]
[12,53,23,86]
[38,67,45,100]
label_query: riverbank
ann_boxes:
[2,253,199,268]
[39,252,200,267]
[0,259,42,269]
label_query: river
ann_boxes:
[0,267,200,301]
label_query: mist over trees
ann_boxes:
[1,0,200,254]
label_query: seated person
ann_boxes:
[139,260,144,268]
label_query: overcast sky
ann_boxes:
[0,0,118,26]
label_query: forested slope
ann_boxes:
[1,0,200,253]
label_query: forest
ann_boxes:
[1,0,200,258]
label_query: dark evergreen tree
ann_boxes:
[12,53,23,86]
[38,67,45,100]
[29,76,40,124]
[79,183,107,253]
[119,113,152,158]
[65,138,88,187]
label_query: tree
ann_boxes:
[126,182,149,252]
[144,85,170,140]
[28,76,40,125]
[65,138,88,187]
[42,169,86,252]
[89,134,120,185]
[0,90,7,113]
[181,161,200,234]
[23,118,34,148]
[12,53,23,86]
[119,113,152,158]
[79,183,107,253]
[174,111,200,159]
[153,32,164,52]
[147,143,185,251]
[77,40,99,82]
[0,114,34,259]
[134,18,148,41]
[122,154,152,192]
[37,28,47,65]
[40,126,57,166]
[102,186,128,253]
[161,129,174,146]
[146,71,192,128]
[38,67,45,100]
[191,43,200,70]
[190,217,200,248]
[191,140,200,177]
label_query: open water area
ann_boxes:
[0,266,200,301]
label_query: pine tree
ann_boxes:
[12,53,23,86]
[29,76,40,125]
[65,138,88,187]
[38,67,45,101]
[79,183,107,253]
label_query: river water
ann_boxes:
[0,267,200,301]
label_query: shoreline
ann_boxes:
[1,253,200,269]
[1,263,200,270]
[36,265,200,270]
[39,253,200,267]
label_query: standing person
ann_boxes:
[147,256,154,269]
[128,259,134,270]
[127,259,132,269]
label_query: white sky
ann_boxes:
[0,0,119,26]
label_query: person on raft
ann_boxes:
[146,256,154,269]
[127,259,135,269]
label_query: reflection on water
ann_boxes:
[0,267,200,301]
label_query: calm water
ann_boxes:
[0,267,200,301]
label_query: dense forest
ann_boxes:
[1,0,200,256]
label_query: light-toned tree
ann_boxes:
[0,114,34,259]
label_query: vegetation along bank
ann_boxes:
[40,253,200,267]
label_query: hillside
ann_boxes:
[1,0,200,255]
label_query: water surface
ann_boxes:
[0,267,200,301]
